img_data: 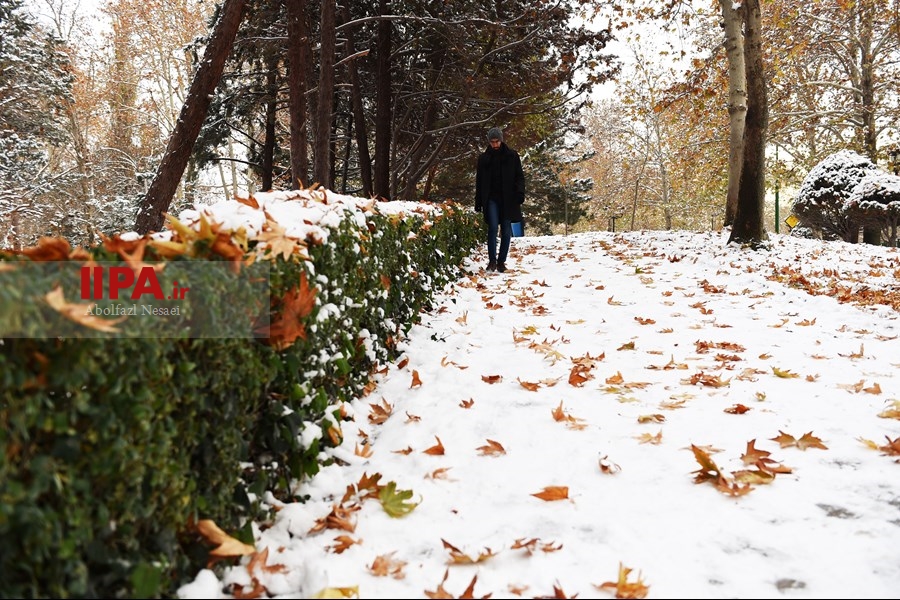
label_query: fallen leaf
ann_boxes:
[441,538,496,565]
[410,370,423,388]
[379,481,419,517]
[423,436,445,455]
[196,519,255,558]
[477,439,506,456]
[595,562,650,599]
[531,486,569,501]
[369,552,407,579]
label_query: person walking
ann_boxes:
[474,127,525,273]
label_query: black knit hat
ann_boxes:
[487,127,503,142]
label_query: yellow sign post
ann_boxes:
[784,214,800,230]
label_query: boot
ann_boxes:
[497,262,506,273]
[487,260,497,272]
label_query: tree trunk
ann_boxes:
[285,0,310,189]
[134,0,246,234]
[313,0,336,189]
[720,0,746,227]
[373,0,392,200]
[728,0,769,247]
[859,3,881,245]
[342,4,373,197]
[261,56,278,191]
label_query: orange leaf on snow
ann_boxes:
[354,442,373,458]
[635,430,663,445]
[511,538,563,556]
[369,551,407,579]
[605,371,624,385]
[531,486,569,501]
[441,538,497,565]
[724,403,751,414]
[425,569,490,600]
[423,436,446,455]
[770,430,797,448]
[330,535,361,554]
[477,439,506,456]
[569,365,593,386]
[863,382,882,395]
[796,431,828,451]
[518,378,541,391]
[426,467,454,480]
[595,562,650,599]
[459,398,475,408]
[368,398,393,424]
[740,439,771,465]
[410,370,423,388]
[481,374,503,384]
[308,503,359,534]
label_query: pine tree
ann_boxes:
[0,0,74,248]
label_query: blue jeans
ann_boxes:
[485,199,511,263]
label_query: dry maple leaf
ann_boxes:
[863,382,882,395]
[405,411,421,422]
[605,371,625,384]
[531,486,569,501]
[459,398,475,408]
[635,431,663,445]
[714,478,754,497]
[771,366,800,379]
[309,503,359,534]
[44,287,126,333]
[481,374,503,384]
[596,562,649,599]
[196,519,255,559]
[354,442,373,458]
[796,431,828,450]
[330,535,360,554]
[535,581,576,599]
[477,439,506,456]
[410,370,423,388]
[441,538,496,565]
[368,398,393,425]
[266,271,317,350]
[569,365,593,386]
[369,552,407,579]
[518,378,541,391]
[255,217,308,261]
[426,467,454,480]
[689,444,723,483]
[878,400,900,420]
[425,569,490,600]
[770,430,797,448]
[724,403,751,414]
[740,439,771,465]
[637,414,665,424]
[423,436,445,455]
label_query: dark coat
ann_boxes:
[475,142,525,223]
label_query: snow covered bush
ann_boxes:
[847,171,900,247]
[792,150,879,242]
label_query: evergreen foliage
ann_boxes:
[0,0,76,246]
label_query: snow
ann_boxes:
[175,195,900,599]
